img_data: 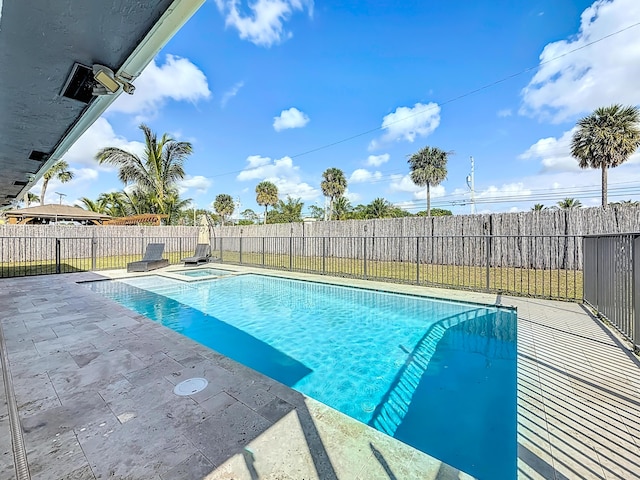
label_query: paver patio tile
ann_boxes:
[185,401,272,467]
[256,396,295,423]
[81,418,197,479]
[161,451,215,480]
[99,375,178,420]
[26,430,91,480]
[124,355,185,385]
[199,392,237,416]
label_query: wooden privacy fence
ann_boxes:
[213,206,640,238]
[216,235,582,270]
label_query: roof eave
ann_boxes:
[16,0,206,200]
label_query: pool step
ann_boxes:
[369,309,483,436]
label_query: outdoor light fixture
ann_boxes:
[92,65,136,96]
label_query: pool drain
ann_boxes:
[174,378,208,396]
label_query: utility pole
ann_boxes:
[235,197,241,224]
[55,192,66,206]
[466,156,476,214]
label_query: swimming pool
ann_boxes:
[89,274,517,479]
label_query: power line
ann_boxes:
[287,21,640,160]
[204,21,640,181]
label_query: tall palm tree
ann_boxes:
[40,160,74,205]
[96,124,192,214]
[408,146,450,216]
[213,194,235,226]
[557,198,582,210]
[320,168,347,220]
[531,204,546,211]
[255,181,278,224]
[571,104,640,207]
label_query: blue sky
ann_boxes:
[43,0,640,217]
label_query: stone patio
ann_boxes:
[0,266,639,479]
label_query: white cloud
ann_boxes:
[477,183,532,200]
[366,154,390,167]
[343,189,360,203]
[389,174,445,199]
[214,0,313,47]
[236,155,320,201]
[34,167,100,204]
[273,107,310,131]
[109,54,210,120]
[349,169,382,184]
[271,178,319,201]
[497,109,512,118]
[519,129,579,172]
[369,102,441,150]
[62,118,145,168]
[177,175,212,195]
[221,81,245,107]
[520,127,640,173]
[520,0,640,122]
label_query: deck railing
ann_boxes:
[583,233,640,351]
[213,235,583,301]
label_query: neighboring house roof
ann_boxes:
[3,204,111,224]
[104,214,168,226]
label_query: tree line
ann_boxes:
[19,104,640,224]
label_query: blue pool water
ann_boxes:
[89,274,517,479]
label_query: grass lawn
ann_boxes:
[0,250,582,301]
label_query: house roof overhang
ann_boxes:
[0,0,205,206]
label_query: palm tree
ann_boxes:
[320,168,347,220]
[408,146,450,216]
[40,160,74,205]
[557,198,582,210]
[78,197,105,213]
[255,181,278,224]
[532,204,546,211]
[97,192,127,217]
[213,194,235,226]
[333,196,352,220]
[23,192,40,208]
[164,191,191,225]
[367,197,393,219]
[571,104,640,207]
[268,196,304,223]
[96,124,192,214]
[612,199,640,207]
